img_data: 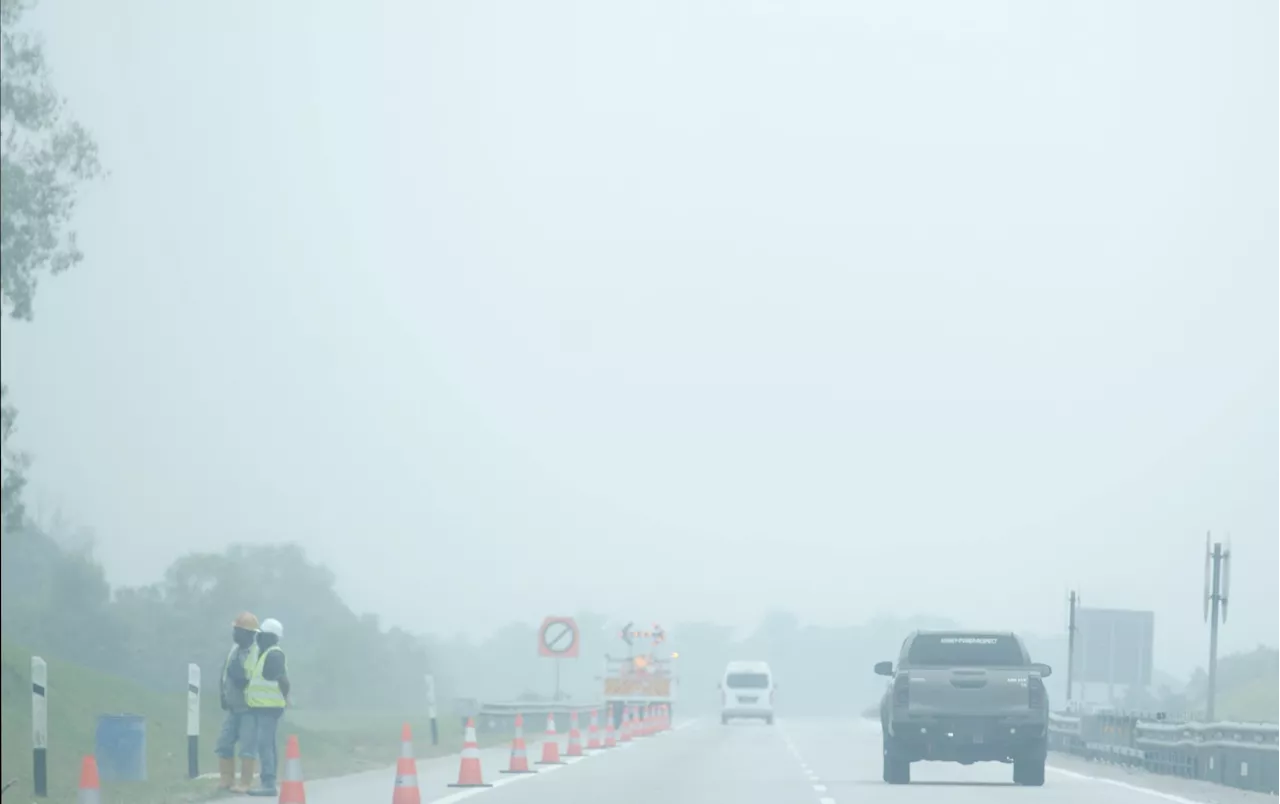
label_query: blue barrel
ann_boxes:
[95,714,147,782]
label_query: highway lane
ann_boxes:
[298,717,1276,804]
[785,717,1278,804]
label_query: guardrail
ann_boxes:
[471,701,613,736]
[1048,711,1278,794]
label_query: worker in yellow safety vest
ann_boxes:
[217,611,260,792]
[245,618,290,798]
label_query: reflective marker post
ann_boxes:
[32,656,47,797]
[186,664,201,779]
[425,674,439,746]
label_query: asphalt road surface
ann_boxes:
[299,717,1277,804]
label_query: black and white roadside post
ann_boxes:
[425,674,439,746]
[32,656,47,797]
[187,663,201,779]
[1203,533,1231,722]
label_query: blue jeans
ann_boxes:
[253,710,283,785]
[215,710,257,759]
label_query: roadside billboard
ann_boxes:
[1072,607,1154,688]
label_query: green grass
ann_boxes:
[0,640,480,803]
[1217,675,1280,724]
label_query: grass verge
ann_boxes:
[0,640,492,804]
[1217,675,1279,724]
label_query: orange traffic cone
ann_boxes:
[278,735,307,804]
[586,709,602,750]
[566,711,584,757]
[78,755,102,804]
[392,723,421,804]
[619,706,633,743]
[603,708,617,748]
[537,712,563,765]
[448,718,492,788]
[501,714,536,774]
[640,705,652,737]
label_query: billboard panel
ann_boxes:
[1072,607,1154,687]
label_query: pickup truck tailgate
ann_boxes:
[907,668,1036,716]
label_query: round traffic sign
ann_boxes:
[541,620,577,655]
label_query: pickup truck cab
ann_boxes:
[875,630,1051,786]
[719,660,775,725]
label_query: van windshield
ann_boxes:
[906,635,1025,667]
[725,672,770,689]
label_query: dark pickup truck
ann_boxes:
[875,630,1052,786]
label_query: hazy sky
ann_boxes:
[2,0,1275,675]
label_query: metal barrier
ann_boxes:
[1048,711,1279,794]
[474,701,610,735]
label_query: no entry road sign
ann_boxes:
[538,616,580,659]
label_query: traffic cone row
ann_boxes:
[448,718,492,788]
[537,712,563,765]
[502,714,536,774]
[603,708,618,747]
[392,724,421,804]
[566,711,584,757]
[586,709,602,750]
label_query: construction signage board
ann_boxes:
[1072,607,1154,687]
[604,676,672,699]
[538,616,580,659]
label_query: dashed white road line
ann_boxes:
[780,724,836,804]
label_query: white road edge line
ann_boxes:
[1047,766,1215,804]
[432,723,701,804]
[818,798,835,804]
[813,783,828,792]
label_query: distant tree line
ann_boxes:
[0,526,431,711]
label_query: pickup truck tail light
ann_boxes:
[893,675,910,708]
[1028,676,1045,708]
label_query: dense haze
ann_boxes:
[1,0,1275,680]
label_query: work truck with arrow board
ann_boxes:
[602,622,677,727]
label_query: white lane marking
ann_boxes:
[433,721,695,803]
[1048,766,1215,803]
[780,726,835,802]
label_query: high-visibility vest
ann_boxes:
[246,646,287,709]
[222,644,258,691]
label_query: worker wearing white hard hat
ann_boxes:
[245,618,290,798]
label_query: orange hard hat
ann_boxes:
[232,611,260,631]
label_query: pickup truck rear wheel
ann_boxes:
[1013,752,1046,786]
[882,738,910,784]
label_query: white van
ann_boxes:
[719,660,776,724]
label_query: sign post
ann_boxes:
[32,656,47,797]
[538,617,581,702]
[186,663,201,779]
[425,674,439,745]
